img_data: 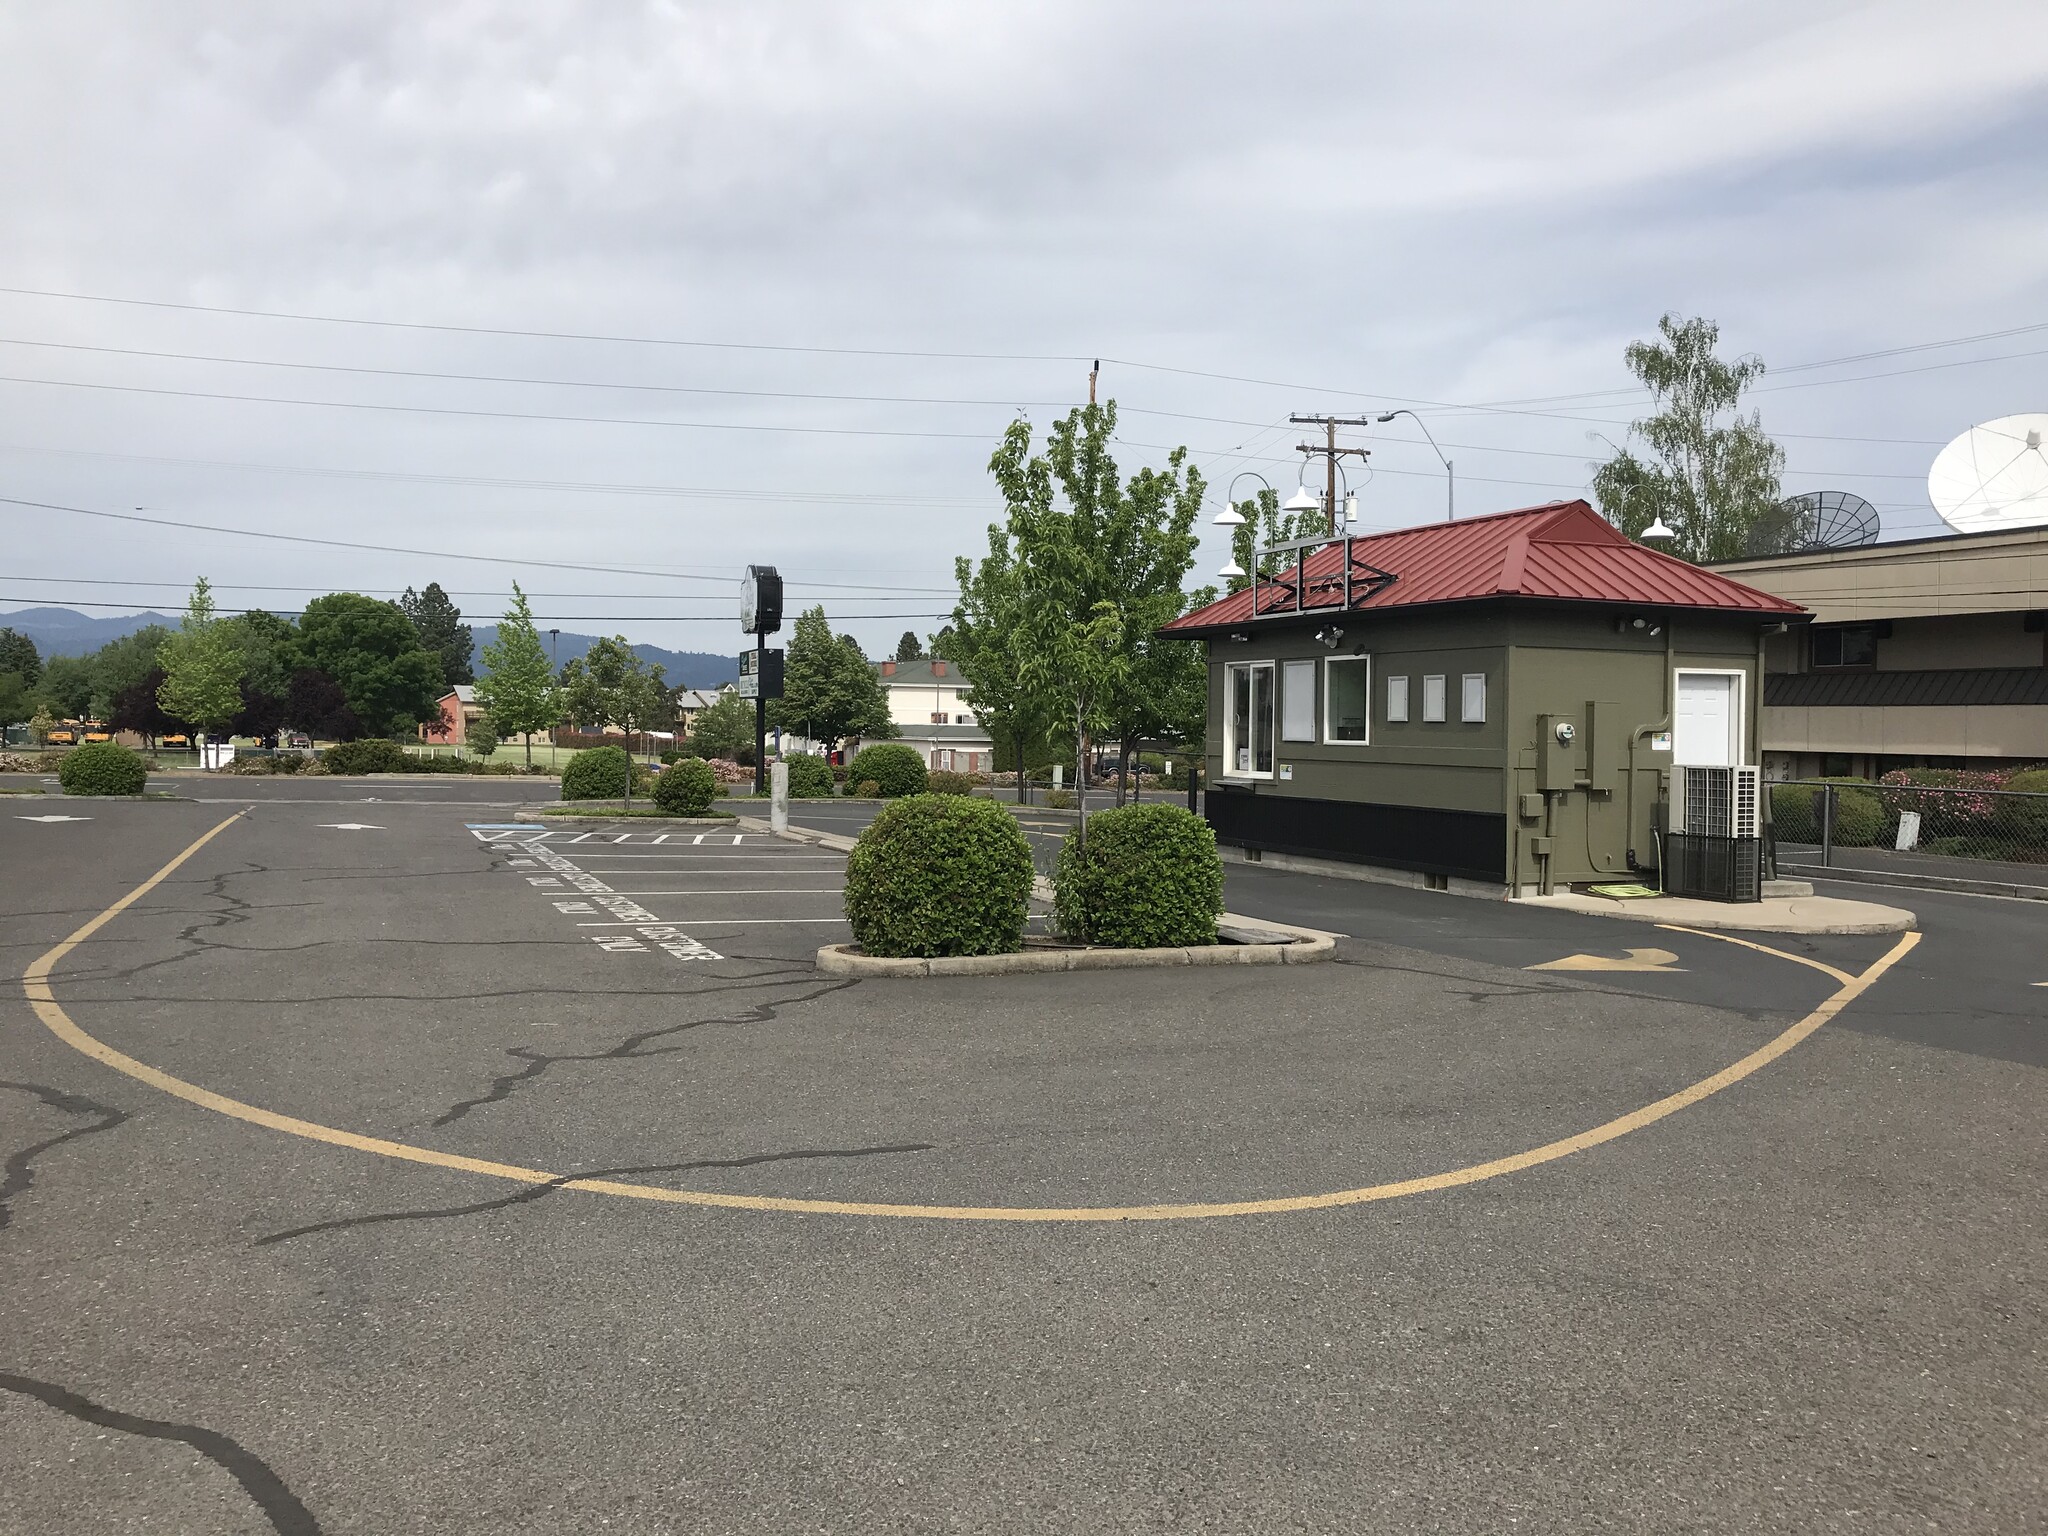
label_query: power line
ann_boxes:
[0,496,959,592]
[0,440,996,511]
[0,284,1089,365]
[0,575,946,603]
[0,594,954,621]
[0,373,1010,442]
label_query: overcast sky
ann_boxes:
[3,0,2044,656]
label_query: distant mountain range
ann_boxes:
[0,607,738,690]
[470,625,736,689]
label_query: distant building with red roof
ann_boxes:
[1165,500,1804,898]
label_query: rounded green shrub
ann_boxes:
[844,794,1033,958]
[561,745,630,800]
[782,753,835,799]
[1053,802,1222,948]
[853,779,881,799]
[58,741,148,796]
[653,756,718,815]
[322,738,409,775]
[846,742,926,798]
[2003,768,2048,851]
[925,769,975,796]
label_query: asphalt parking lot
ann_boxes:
[3,787,2044,1533]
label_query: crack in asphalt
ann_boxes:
[431,975,858,1127]
[0,1371,324,1535]
[0,1081,129,1234]
[253,1142,934,1244]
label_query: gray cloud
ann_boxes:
[2,0,2043,653]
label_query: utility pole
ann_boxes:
[1289,414,1375,534]
[1088,359,1099,405]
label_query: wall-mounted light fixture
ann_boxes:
[1314,626,1345,649]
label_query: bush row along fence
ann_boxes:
[1770,779,2048,874]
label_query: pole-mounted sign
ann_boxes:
[739,564,783,795]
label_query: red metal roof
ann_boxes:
[1165,500,1805,632]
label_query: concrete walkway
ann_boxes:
[1517,889,1915,934]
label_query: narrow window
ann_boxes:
[1224,661,1276,778]
[1325,656,1370,743]
[1422,674,1447,723]
[1386,674,1409,723]
[1461,673,1486,723]
[1281,660,1317,742]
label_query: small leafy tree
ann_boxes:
[156,579,246,750]
[1590,313,1786,564]
[28,707,57,746]
[688,688,758,760]
[468,717,499,761]
[475,584,560,769]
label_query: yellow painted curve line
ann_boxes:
[25,813,1921,1223]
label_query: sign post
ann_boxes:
[738,565,785,797]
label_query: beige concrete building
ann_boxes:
[1709,524,2048,777]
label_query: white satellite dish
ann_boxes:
[1927,413,2048,533]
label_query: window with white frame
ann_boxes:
[1386,674,1409,723]
[1220,663,1269,782]
[1324,656,1370,743]
[1224,661,1275,778]
[1461,673,1486,723]
[1281,660,1317,742]
[1422,674,1447,722]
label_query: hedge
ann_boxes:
[561,745,630,800]
[1053,802,1222,948]
[58,741,148,796]
[653,756,718,815]
[321,738,410,775]
[845,742,926,798]
[783,753,836,799]
[925,769,975,796]
[844,794,1033,957]
[1770,779,1885,847]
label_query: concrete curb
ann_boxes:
[816,921,1335,978]
[1779,861,2048,904]
[1517,891,1915,935]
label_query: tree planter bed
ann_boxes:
[816,919,1333,977]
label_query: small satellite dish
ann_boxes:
[1745,490,1881,557]
[1928,413,2048,533]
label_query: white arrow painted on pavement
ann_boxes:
[15,814,91,823]
[318,823,385,831]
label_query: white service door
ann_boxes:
[1674,672,1737,766]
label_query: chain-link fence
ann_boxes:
[1769,779,2048,888]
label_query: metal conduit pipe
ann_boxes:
[1625,623,1677,871]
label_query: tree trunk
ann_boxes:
[1074,701,1087,847]
[1116,735,1132,807]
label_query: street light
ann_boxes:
[1586,429,1676,545]
[1377,410,1454,521]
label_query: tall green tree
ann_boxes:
[400,582,474,685]
[0,671,33,743]
[293,593,445,738]
[557,636,667,754]
[983,401,1206,826]
[1590,313,1786,564]
[943,525,1048,802]
[84,624,172,719]
[893,630,924,663]
[36,655,95,719]
[475,584,559,768]
[156,578,246,744]
[0,628,42,688]
[773,606,893,752]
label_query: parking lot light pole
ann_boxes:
[1377,410,1454,521]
